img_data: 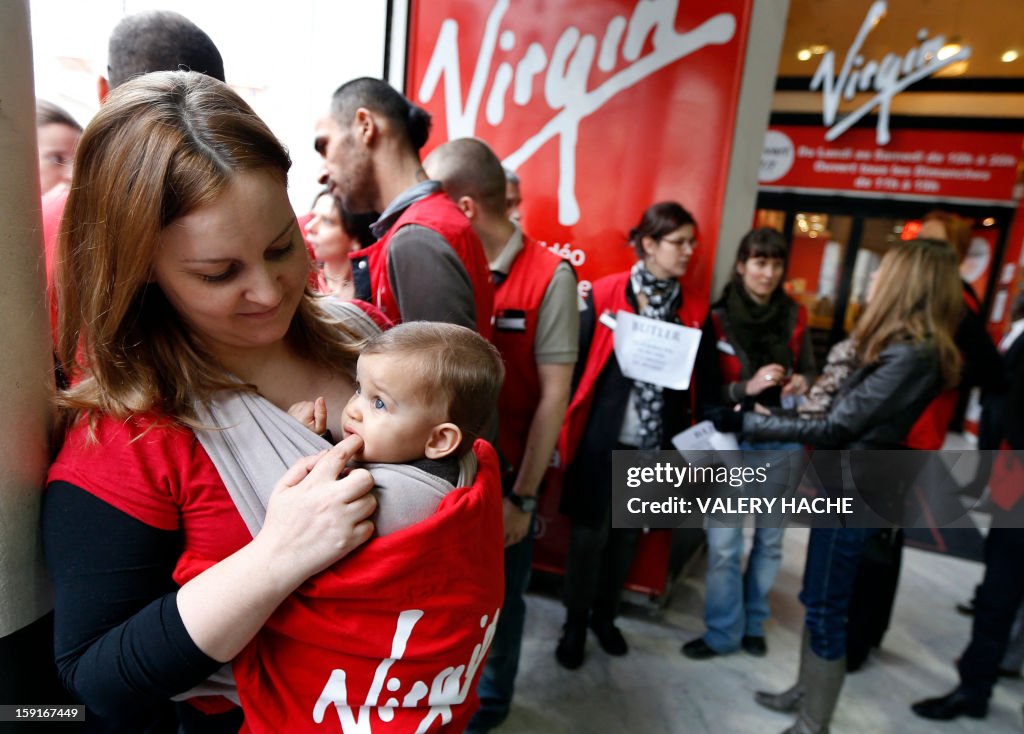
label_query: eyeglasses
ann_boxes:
[659,236,698,249]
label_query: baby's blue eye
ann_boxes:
[373,398,386,410]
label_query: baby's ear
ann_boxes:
[424,422,462,460]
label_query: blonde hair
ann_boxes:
[852,238,962,388]
[56,71,365,429]
[363,322,504,454]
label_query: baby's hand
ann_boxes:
[288,396,328,436]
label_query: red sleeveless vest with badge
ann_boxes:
[492,237,564,468]
[557,270,706,468]
[352,191,494,338]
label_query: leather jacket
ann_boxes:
[742,339,942,449]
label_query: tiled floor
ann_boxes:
[496,526,1023,733]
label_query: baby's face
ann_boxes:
[342,353,446,463]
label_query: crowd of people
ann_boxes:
[10,8,1022,734]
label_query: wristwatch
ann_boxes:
[507,493,538,513]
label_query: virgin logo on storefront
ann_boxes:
[811,0,972,145]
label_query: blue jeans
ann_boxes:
[470,516,534,727]
[800,527,875,660]
[704,523,785,652]
[702,441,794,652]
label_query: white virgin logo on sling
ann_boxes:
[313,608,500,733]
[417,0,737,226]
[812,0,971,145]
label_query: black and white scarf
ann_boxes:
[628,260,681,449]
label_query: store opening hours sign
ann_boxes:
[760,126,1023,203]
[407,0,753,304]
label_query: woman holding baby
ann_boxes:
[43,71,502,733]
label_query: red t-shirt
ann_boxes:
[48,412,252,561]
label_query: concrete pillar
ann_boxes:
[0,0,56,657]
[713,0,790,296]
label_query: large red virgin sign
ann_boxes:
[406,0,753,305]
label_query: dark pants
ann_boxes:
[471,515,535,722]
[563,511,641,621]
[800,527,875,660]
[958,528,1024,701]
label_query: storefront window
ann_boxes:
[784,212,851,365]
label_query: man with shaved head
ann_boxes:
[102,10,225,98]
[425,139,579,732]
[315,79,493,336]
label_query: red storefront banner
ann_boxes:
[407,0,753,306]
[406,0,754,596]
[760,125,1023,203]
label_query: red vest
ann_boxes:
[708,301,807,386]
[557,270,707,468]
[492,236,564,468]
[352,191,494,338]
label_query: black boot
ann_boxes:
[555,609,588,670]
[590,608,628,656]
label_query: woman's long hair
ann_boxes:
[852,238,962,388]
[56,71,366,430]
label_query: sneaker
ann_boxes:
[741,635,768,657]
[555,622,587,670]
[590,617,628,656]
[681,638,719,660]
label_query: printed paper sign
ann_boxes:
[612,310,701,390]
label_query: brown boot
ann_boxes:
[755,628,810,714]
[782,646,845,734]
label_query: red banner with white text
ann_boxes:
[406,0,754,594]
[759,125,1023,203]
[407,0,753,305]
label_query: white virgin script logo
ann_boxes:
[812,0,971,145]
[417,0,737,225]
[313,608,500,734]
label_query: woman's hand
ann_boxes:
[258,434,376,587]
[782,373,809,397]
[745,363,787,396]
[177,435,376,662]
[710,405,745,434]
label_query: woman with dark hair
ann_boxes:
[304,188,376,298]
[554,201,706,670]
[683,227,814,661]
[714,238,963,734]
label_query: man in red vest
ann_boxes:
[425,138,579,733]
[314,79,493,337]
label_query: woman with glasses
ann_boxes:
[554,201,705,669]
[682,227,814,662]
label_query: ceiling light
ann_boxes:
[797,48,812,61]
[810,45,829,55]
[983,217,995,226]
[938,42,962,61]
[1002,50,1019,63]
